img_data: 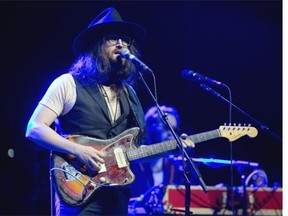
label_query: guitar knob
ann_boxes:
[90,182,96,188]
[99,177,106,183]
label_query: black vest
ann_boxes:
[56,76,147,144]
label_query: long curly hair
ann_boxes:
[69,36,141,87]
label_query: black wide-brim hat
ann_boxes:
[72,7,146,56]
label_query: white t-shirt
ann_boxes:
[39,73,76,116]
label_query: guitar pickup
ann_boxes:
[114,148,127,168]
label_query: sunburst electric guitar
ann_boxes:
[51,125,258,206]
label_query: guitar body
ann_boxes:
[51,127,141,206]
[50,124,258,206]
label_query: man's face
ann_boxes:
[152,114,179,142]
[103,34,131,64]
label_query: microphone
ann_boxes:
[182,69,225,87]
[119,48,152,72]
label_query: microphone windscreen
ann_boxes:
[182,69,195,79]
[119,48,130,57]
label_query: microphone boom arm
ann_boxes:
[200,84,282,142]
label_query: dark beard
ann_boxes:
[102,57,129,85]
[96,57,129,85]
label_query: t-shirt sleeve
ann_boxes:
[39,73,76,116]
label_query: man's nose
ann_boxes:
[116,38,124,46]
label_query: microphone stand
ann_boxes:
[137,69,208,215]
[200,83,281,216]
[200,84,282,142]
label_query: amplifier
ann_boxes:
[162,185,282,215]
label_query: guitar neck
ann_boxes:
[127,129,220,161]
[188,128,221,143]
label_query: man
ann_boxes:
[130,105,186,196]
[129,105,187,215]
[145,105,184,186]
[26,7,194,215]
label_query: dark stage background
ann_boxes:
[1,1,282,215]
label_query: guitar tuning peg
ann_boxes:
[224,123,227,126]
[238,123,242,126]
[229,123,232,126]
[233,123,236,126]
[248,123,251,127]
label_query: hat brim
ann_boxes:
[72,21,146,56]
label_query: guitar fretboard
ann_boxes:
[126,129,220,161]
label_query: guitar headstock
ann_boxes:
[219,124,258,142]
